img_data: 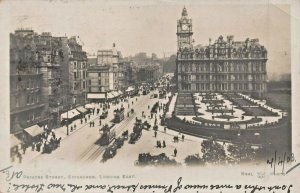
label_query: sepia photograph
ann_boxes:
[0,0,299,193]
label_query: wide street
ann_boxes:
[22,89,203,167]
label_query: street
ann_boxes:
[21,90,205,167]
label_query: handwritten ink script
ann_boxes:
[266,151,299,175]
[0,166,294,193]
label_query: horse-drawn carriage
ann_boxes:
[42,137,61,154]
[135,153,177,166]
[129,119,143,144]
[142,121,151,130]
[100,110,108,119]
[102,132,128,161]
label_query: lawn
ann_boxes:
[265,92,291,111]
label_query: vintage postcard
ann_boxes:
[0,0,299,192]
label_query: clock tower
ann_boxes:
[177,6,193,50]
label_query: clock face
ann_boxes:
[182,24,188,30]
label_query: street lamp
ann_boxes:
[67,107,69,136]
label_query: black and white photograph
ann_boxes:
[0,0,299,193]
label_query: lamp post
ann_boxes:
[67,106,69,135]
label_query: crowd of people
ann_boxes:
[11,130,61,163]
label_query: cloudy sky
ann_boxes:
[6,0,291,76]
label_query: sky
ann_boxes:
[6,0,291,76]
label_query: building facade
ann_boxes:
[176,7,268,97]
[34,32,65,127]
[86,44,124,101]
[67,37,88,106]
[136,63,163,84]
[10,29,47,134]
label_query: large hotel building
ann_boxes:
[176,7,268,97]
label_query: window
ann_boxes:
[74,62,77,69]
[82,81,86,89]
[31,95,34,104]
[15,96,19,108]
[239,84,243,90]
[28,112,35,122]
[206,84,210,90]
[27,95,30,105]
[74,72,77,80]
[201,84,204,90]
[184,65,188,72]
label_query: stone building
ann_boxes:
[66,37,88,106]
[176,7,268,97]
[10,29,48,135]
[136,63,163,84]
[34,32,65,127]
[86,44,124,101]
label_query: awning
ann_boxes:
[87,93,105,99]
[11,134,22,147]
[125,86,134,92]
[60,109,80,120]
[76,106,88,114]
[85,104,94,109]
[24,125,44,137]
[107,93,114,99]
[118,90,123,95]
[112,91,119,97]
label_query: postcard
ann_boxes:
[0,0,299,192]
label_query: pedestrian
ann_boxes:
[71,126,73,132]
[132,101,133,105]
[85,117,87,123]
[89,121,92,127]
[99,119,102,126]
[88,114,91,119]
[158,141,161,148]
[74,124,76,130]
[163,140,166,148]
[154,130,157,138]
[156,140,159,148]
[164,127,167,133]
[148,105,150,109]
[18,153,22,164]
[182,134,185,142]
[81,118,83,124]
[174,148,177,157]
[22,144,26,154]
